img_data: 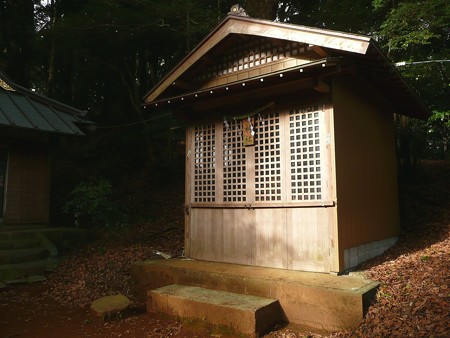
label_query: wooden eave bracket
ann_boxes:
[310,45,329,58]
[314,79,330,93]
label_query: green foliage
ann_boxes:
[63,177,127,228]
[395,115,428,167]
[374,0,450,60]
[278,0,381,34]
[372,0,391,11]
[374,0,450,162]
[378,0,448,53]
[427,110,450,159]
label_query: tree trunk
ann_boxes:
[47,0,57,97]
[2,0,34,87]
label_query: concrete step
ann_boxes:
[0,230,42,250]
[0,257,59,281]
[150,284,283,337]
[132,259,380,332]
[0,227,86,251]
[0,227,84,283]
[0,246,50,264]
[0,231,38,240]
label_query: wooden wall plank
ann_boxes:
[3,144,50,224]
[332,74,400,270]
[184,127,193,257]
[254,209,288,268]
[222,209,253,265]
[324,104,340,273]
[190,208,223,261]
[287,207,332,272]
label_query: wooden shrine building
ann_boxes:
[143,11,428,274]
[0,72,91,226]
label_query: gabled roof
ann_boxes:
[0,72,93,136]
[144,14,429,119]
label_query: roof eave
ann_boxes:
[366,41,430,119]
[144,58,342,110]
[144,15,372,104]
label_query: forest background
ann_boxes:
[0,0,449,228]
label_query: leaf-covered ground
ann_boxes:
[1,161,449,337]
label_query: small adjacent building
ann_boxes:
[143,12,428,274]
[0,72,91,226]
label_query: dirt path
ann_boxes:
[1,283,241,338]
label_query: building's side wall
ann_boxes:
[2,142,51,224]
[332,74,400,271]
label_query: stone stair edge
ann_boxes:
[153,284,279,310]
[0,257,59,271]
[150,283,283,337]
[137,259,380,293]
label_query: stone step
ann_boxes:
[0,232,41,249]
[0,246,50,264]
[132,259,380,332]
[0,231,38,241]
[0,257,59,281]
[150,284,283,338]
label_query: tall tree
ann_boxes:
[31,0,226,172]
[374,0,450,160]
[0,0,35,87]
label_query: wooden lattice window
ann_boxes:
[198,39,311,80]
[289,109,323,201]
[191,106,327,205]
[193,124,216,202]
[255,113,282,201]
[223,121,246,202]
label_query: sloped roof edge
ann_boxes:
[0,71,93,136]
[366,42,430,119]
[0,72,87,117]
[144,15,372,103]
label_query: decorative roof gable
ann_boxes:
[144,14,428,119]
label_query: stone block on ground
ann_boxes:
[90,294,131,320]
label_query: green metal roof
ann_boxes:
[0,72,92,136]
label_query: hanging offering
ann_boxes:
[243,116,255,146]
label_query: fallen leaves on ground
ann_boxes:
[1,161,449,338]
[44,225,184,307]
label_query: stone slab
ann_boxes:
[150,284,283,337]
[91,294,131,320]
[131,259,379,332]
